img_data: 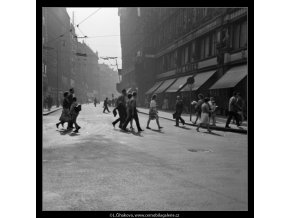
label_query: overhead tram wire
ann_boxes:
[45,8,102,45]
[76,8,101,26]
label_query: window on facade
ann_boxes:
[185,46,189,64]
[232,19,248,49]
[203,8,208,16]
[233,24,240,49]
[204,36,210,58]
[200,39,205,59]
[240,20,247,47]
[211,34,216,56]
[174,50,177,67]
[181,47,185,66]
[216,30,221,43]
[191,42,196,62]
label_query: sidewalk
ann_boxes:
[43,106,62,116]
[137,107,247,134]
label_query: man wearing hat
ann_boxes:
[112,89,127,128]
[67,88,75,129]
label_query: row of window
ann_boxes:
[143,8,219,51]
[156,19,247,73]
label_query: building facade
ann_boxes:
[42,7,100,105]
[118,8,247,116]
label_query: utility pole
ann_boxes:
[56,45,59,107]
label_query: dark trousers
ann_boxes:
[226,111,240,126]
[123,110,142,131]
[103,105,110,113]
[112,106,127,128]
[176,116,185,126]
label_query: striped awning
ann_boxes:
[165,75,192,92]
[180,70,216,91]
[210,65,247,89]
[145,81,164,95]
[153,78,177,94]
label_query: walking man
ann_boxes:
[103,97,110,113]
[112,89,127,128]
[94,97,97,107]
[174,96,185,127]
[193,93,204,125]
[67,88,75,129]
[122,91,143,132]
[236,92,244,124]
[225,91,241,128]
[70,97,81,133]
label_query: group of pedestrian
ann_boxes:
[171,91,244,133]
[225,91,243,128]
[192,94,218,127]
[56,88,81,133]
[112,89,144,132]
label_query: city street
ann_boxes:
[43,104,248,211]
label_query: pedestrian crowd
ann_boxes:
[55,88,82,133]
[112,89,144,132]
[52,87,245,135]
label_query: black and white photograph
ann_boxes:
[41,7,250,212]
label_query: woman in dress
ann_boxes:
[56,91,71,128]
[146,94,163,129]
[196,97,212,133]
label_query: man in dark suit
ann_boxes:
[103,97,110,113]
[67,88,75,129]
[175,96,185,127]
[112,89,127,128]
[122,91,143,132]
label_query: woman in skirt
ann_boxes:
[146,94,163,129]
[196,97,212,133]
[56,91,71,128]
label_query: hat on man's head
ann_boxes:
[204,97,210,102]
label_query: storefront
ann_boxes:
[209,64,247,116]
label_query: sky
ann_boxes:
[66,8,122,70]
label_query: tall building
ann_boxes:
[42,7,100,104]
[118,8,247,115]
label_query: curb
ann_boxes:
[138,111,247,134]
[43,108,62,116]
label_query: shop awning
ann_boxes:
[210,65,247,89]
[154,78,177,94]
[145,81,164,95]
[165,75,192,93]
[180,70,216,91]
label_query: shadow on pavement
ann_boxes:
[69,132,80,136]
[203,131,223,137]
[57,129,73,135]
[149,128,165,134]
[131,131,144,137]
[177,126,191,130]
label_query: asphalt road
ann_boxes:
[43,103,248,211]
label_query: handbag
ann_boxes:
[74,104,81,113]
[172,112,177,119]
